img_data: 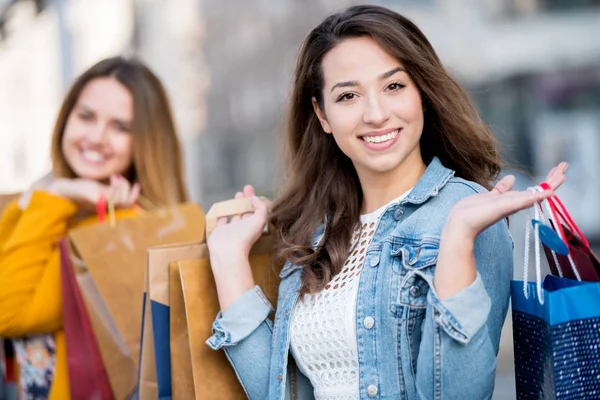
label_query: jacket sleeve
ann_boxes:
[206,285,275,399]
[415,220,513,400]
[0,191,78,337]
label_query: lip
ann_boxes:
[359,127,400,138]
[359,128,402,152]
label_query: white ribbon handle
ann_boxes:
[523,186,545,304]
[523,186,583,305]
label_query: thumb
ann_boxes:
[251,196,268,220]
[490,175,516,195]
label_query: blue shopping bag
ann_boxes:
[511,275,600,399]
[511,185,600,399]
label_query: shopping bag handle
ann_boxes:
[539,182,590,248]
[205,197,272,238]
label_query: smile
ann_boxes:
[81,149,109,164]
[361,129,399,144]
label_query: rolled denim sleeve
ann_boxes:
[416,220,513,400]
[427,273,492,344]
[206,285,274,350]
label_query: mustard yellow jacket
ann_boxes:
[0,191,136,399]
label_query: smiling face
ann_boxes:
[313,36,425,182]
[61,77,134,182]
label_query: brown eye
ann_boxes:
[78,112,93,121]
[387,82,406,91]
[114,122,131,133]
[337,93,357,102]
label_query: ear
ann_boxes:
[312,97,332,134]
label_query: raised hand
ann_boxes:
[445,162,568,242]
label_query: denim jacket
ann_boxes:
[207,157,513,400]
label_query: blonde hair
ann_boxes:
[50,56,188,207]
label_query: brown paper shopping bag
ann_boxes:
[176,198,282,399]
[138,242,206,400]
[66,203,205,399]
[169,261,196,400]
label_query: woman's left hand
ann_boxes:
[444,162,568,242]
[434,162,568,300]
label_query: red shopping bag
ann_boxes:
[59,239,114,400]
[538,182,600,282]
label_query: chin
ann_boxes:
[69,165,112,182]
[365,159,407,174]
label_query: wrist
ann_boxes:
[46,179,68,197]
[210,248,251,277]
[442,213,476,244]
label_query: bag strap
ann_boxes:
[523,186,546,304]
[539,182,590,248]
[205,197,271,238]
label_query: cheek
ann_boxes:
[406,91,424,126]
[112,135,134,161]
[62,116,83,146]
[326,106,360,139]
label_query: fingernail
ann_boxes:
[564,162,569,171]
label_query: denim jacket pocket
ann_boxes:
[389,240,439,315]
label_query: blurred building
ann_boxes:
[1,0,598,229]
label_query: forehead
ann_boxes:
[321,36,404,88]
[77,77,133,118]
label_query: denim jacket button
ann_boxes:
[409,285,421,297]
[393,208,403,221]
[367,384,378,397]
[363,316,375,329]
[369,256,380,268]
[277,374,283,381]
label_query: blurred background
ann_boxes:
[0,0,598,398]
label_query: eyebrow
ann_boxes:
[76,102,132,125]
[330,67,406,93]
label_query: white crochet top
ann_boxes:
[289,190,410,399]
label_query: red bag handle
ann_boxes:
[539,182,590,248]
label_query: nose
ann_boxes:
[87,121,109,144]
[362,94,390,127]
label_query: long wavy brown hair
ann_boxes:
[270,5,501,294]
[51,57,188,207]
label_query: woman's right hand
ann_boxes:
[207,185,268,258]
[206,185,268,312]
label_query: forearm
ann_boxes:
[434,224,476,300]
[210,252,256,313]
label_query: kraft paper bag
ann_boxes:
[67,203,205,399]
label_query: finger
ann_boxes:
[490,175,516,195]
[243,185,255,198]
[118,176,132,202]
[105,181,115,203]
[231,191,245,221]
[127,183,141,206]
[544,162,568,191]
[491,189,554,219]
[251,195,269,221]
[216,216,229,226]
[109,175,125,204]
[118,176,134,205]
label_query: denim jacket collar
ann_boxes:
[403,156,455,205]
[279,157,454,279]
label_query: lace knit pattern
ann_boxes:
[290,216,378,400]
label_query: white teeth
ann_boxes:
[362,130,399,144]
[82,150,105,162]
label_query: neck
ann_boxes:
[358,151,426,214]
